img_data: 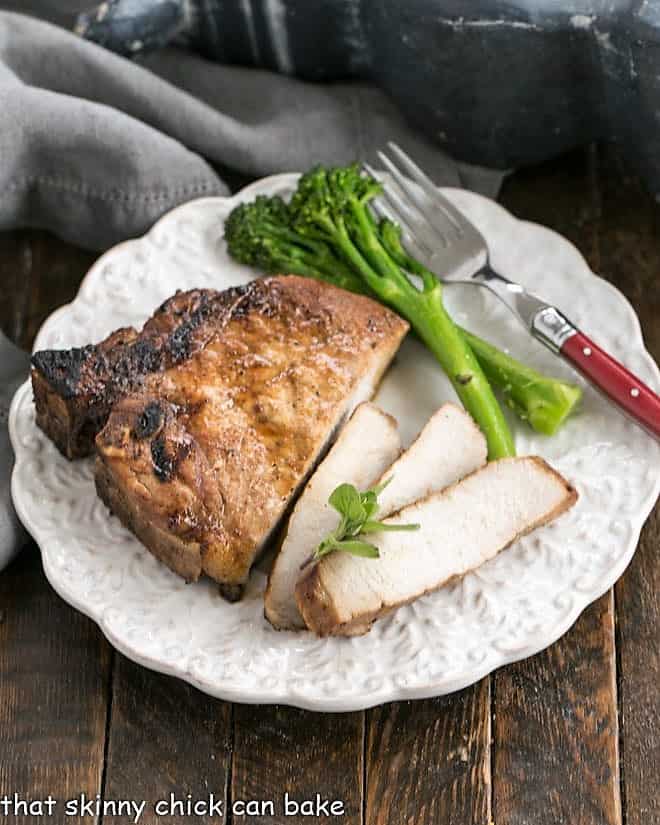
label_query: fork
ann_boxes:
[365,143,660,439]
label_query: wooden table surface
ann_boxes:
[0,145,658,825]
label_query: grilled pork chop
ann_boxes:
[94,276,408,596]
[31,287,256,459]
[296,457,577,636]
[264,402,401,630]
[266,402,486,631]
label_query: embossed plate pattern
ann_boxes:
[9,175,660,710]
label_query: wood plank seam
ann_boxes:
[609,589,624,825]
[487,676,493,822]
[614,604,627,825]
[97,650,117,825]
[225,704,236,825]
[362,709,367,825]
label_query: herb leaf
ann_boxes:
[332,539,380,558]
[328,483,366,527]
[308,476,420,565]
[359,520,420,534]
[360,490,379,520]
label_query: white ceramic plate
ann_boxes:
[10,175,660,711]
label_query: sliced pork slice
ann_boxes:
[296,457,578,636]
[266,402,486,630]
[376,403,487,516]
[264,403,401,630]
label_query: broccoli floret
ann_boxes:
[225,194,365,294]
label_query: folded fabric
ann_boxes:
[0,11,503,250]
[0,8,503,570]
[2,1,83,27]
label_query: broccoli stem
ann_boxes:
[378,217,582,436]
[460,330,582,436]
[417,308,518,457]
[262,223,366,294]
[331,194,516,459]
[411,286,517,457]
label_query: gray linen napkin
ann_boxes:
[0,9,503,570]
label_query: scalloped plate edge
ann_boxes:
[9,174,660,710]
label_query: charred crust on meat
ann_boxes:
[150,434,192,482]
[133,401,165,440]
[157,290,183,314]
[168,323,196,362]
[31,346,95,399]
[150,436,176,482]
[129,339,162,374]
[161,284,256,361]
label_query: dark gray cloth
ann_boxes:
[2,0,83,26]
[0,8,503,570]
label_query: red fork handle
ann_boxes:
[561,331,660,438]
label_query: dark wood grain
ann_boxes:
[492,147,623,825]
[0,230,109,825]
[231,706,363,824]
[101,655,233,825]
[0,546,111,825]
[492,592,621,825]
[595,147,660,825]
[499,146,602,262]
[365,680,491,825]
[616,511,660,825]
[0,229,95,351]
[0,231,34,347]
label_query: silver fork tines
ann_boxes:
[363,162,435,261]
[385,142,465,234]
[374,152,451,249]
[366,142,545,327]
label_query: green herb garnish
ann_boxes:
[301,478,420,568]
